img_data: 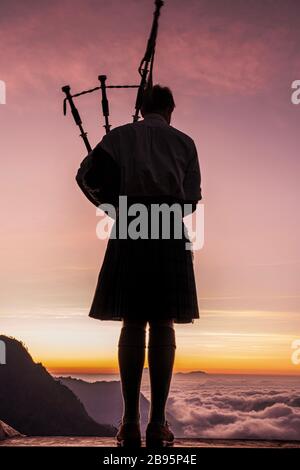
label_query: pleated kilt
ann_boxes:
[89,204,199,324]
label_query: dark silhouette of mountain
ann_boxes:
[59,376,185,436]
[143,367,206,376]
[175,370,207,375]
[0,336,116,437]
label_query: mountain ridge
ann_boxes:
[58,376,185,436]
[0,335,116,437]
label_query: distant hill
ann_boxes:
[175,371,207,375]
[0,336,116,437]
[59,377,148,431]
[59,376,185,436]
[142,368,207,376]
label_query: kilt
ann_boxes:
[89,207,199,324]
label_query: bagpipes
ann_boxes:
[62,0,164,152]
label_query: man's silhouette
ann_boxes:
[76,85,202,447]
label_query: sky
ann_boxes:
[0,0,300,375]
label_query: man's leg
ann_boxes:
[148,319,176,425]
[118,318,147,424]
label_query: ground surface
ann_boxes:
[0,437,299,447]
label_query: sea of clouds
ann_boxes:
[164,375,300,440]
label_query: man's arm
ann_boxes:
[183,140,202,214]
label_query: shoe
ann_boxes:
[116,421,142,447]
[146,420,175,447]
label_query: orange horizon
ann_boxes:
[41,349,300,377]
[50,369,300,377]
[48,366,300,377]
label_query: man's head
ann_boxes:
[141,84,175,124]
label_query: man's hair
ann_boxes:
[141,84,175,114]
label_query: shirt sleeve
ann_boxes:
[183,140,202,202]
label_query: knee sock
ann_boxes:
[118,324,146,424]
[148,324,176,425]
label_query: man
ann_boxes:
[76,85,202,447]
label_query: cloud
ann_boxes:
[1,0,299,98]
[168,382,300,440]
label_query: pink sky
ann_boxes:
[0,0,300,374]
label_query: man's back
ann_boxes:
[98,112,201,202]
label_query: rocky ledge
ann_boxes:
[0,420,24,441]
[0,436,299,447]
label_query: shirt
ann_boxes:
[76,113,202,207]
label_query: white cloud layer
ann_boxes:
[166,376,300,440]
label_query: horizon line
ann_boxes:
[49,369,300,378]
